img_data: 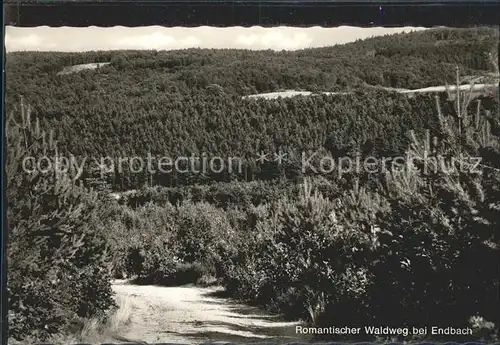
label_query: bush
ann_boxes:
[120,202,181,283]
[126,243,180,284]
[115,200,237,285]
[174,202,236,271]
[221,179,388,326]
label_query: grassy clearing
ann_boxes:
[59,295,130,344]
[42,295,133,345]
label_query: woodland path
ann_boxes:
[112,279,306,344]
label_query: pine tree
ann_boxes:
[376,68,499,335]
[6,98,115,341]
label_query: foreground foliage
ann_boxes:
[6,100,115,341]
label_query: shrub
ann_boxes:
[174,202,236,272]
[121,202,181,283]
[221,179,388,326]
[116,200,237,285]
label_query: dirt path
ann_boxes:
[112,279,306,344]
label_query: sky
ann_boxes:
[5,26,427,52]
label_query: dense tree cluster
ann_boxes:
[5,28,498,190]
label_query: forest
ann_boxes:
[5,26,500,343]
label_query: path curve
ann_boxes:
[112,279,305,344]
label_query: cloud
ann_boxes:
[5,26,427,52]
[115,32,201,50]
[116,32,177,49]
[4,33,57,51]
[236,31,313,50]
[180,35,202,47]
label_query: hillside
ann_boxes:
[5,27,499,191]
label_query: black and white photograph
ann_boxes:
[3,3,500,344]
